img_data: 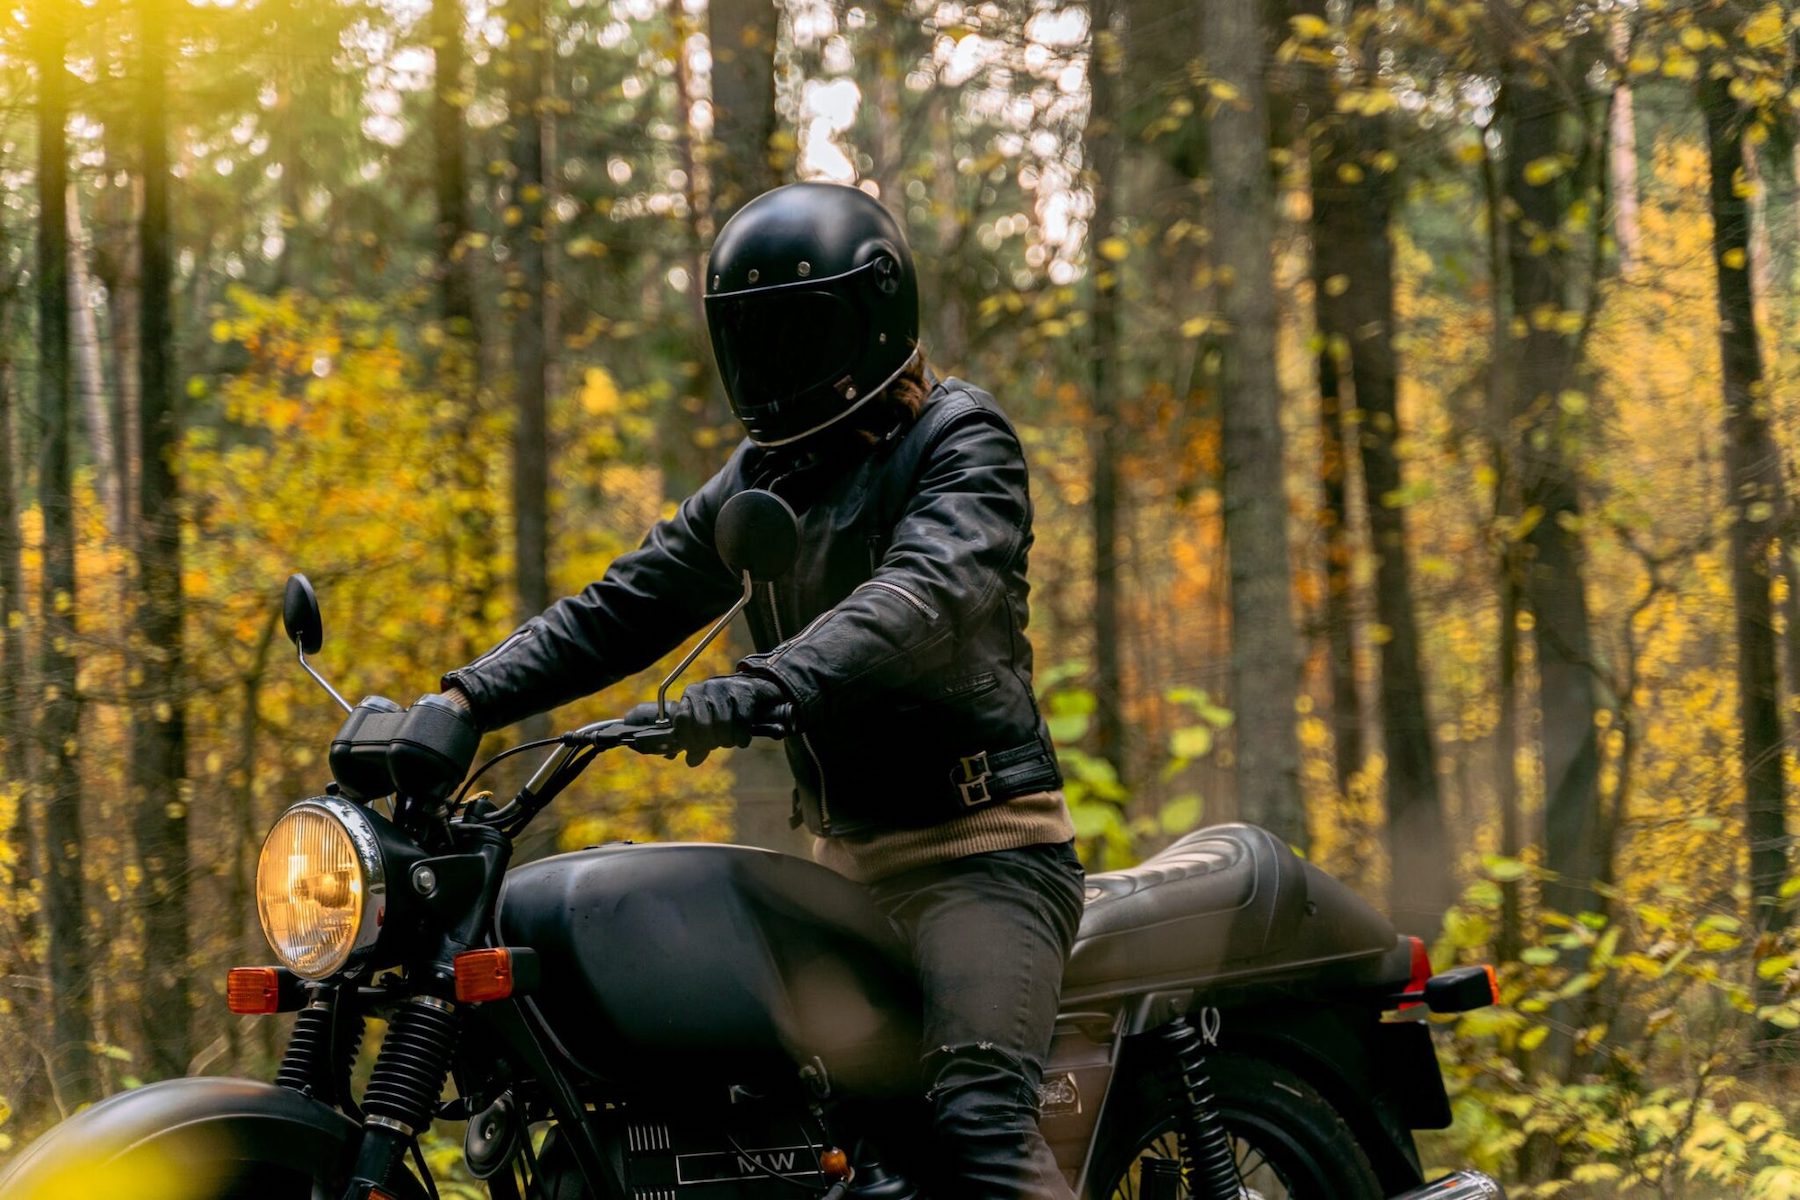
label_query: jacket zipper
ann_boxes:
[766,582,832,832]
[463,625,535,672]
[861,578,938,621]
[765,609,830,665]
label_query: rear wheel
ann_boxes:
[1087,1053,1384,1200]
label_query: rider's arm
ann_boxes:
[737,400,1028,724]
[441,447,749,731]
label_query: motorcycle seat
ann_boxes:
[1063,823,1310,999]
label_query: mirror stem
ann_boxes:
[297,642,355,714]
[658,571,755,721]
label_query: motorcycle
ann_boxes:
[1,489,1506,1200]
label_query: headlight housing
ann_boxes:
[256,797,387,979]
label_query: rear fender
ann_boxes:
[0,1076,430,1200]
[1182,1001,1444,1193]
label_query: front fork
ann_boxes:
[339,993,462,1199]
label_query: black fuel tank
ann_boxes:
[497,843,921,1095]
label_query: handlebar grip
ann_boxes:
[749,702,796,740]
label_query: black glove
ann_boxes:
[626,675,787,767]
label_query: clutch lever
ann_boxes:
[620,720,681,758]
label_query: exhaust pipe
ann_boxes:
[1389,1171,1506,1200]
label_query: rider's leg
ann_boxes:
[868,840,1086,1200]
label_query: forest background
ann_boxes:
[0,0,1798,1192]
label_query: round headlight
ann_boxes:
[256,798,385,979]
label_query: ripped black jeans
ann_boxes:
[869,840,1086,1200]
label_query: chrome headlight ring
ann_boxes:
[257,795,388,979]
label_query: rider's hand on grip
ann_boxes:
[621,676,789,767]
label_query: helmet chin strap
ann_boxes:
[748,345,922,450]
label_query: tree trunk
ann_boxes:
[1607,17,1641,270]
[1478,118,1524,963]
[96,134,142,543]
[433,0,474,341]
[1701,69,1791,1004]
[707,0,780,220]
[1295,0,1361,799]
[268,0,301,289]
[65,190,119,537]
[927,91,968,370]
[866,0,906,208]
[0,246,48,1127]
[0,293,26,804]
[1204,0,1306,847]
[1087,0,1127,787]
[1314,335,1364,796]
[506,0,551,635]
[432,0,492,661]
[133,0,191,1081]
[667,13,728,495]
[1306,18,1452,933]
[706,0,801,854]
[1501,64,1604,923]
[33,0,95,1110]
[1499,43,1608,1170]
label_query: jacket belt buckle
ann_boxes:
[955,751,992,807]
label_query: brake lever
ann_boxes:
[620,721,681,758]
[618,703,795,757]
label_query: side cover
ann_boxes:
[0,1076,425,1200]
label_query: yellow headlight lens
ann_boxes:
[256,804,367,979]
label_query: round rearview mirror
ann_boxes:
[283,573,324,655]
[715,490,800,583]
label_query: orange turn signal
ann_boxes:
[454,949,515,1003]
[227,967,282,1015]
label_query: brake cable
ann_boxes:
[451,737,569,810]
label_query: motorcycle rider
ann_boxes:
[435,181,1082,1200]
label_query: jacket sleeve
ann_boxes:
[737,401,1029,723]
[442,452,747,731]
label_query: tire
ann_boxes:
[0,1078,426,1200]
[1086,1052,1385,1200]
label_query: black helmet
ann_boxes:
[705,182,920,447]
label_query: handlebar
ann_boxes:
[477,701,798,831]
[559,702,797,754]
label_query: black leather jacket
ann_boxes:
[442,378,1062,837]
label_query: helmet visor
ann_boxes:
[708,288,864,412]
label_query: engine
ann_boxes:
[613,1107,828,1200]
[532,1101,846,1200]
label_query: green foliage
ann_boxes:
[1423,862,1800,1196]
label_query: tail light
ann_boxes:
[1399,936,1432,1013]
[1386,938,1501,1016]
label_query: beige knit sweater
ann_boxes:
[811,791,1076,883]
